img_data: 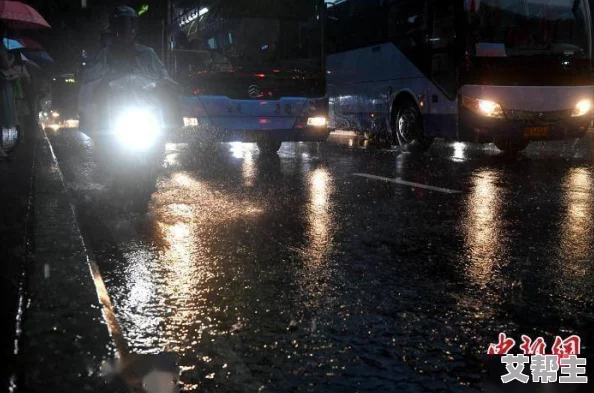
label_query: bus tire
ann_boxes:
[257,140,282,154]
[394,100,433,153]
[494,139,529,154]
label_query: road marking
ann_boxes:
[353,173,462,194]
[43,129,131,358]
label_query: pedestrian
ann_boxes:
[12,54,32,137]
[0,41,20,160]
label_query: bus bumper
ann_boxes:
[458,109,589,143]
[177,96,330,143]
[174,124,330,143]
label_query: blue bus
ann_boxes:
[326,0,594,153]
[169,0,329,153]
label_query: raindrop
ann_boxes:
[287,319,298,332]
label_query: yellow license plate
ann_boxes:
[524,126,550,137]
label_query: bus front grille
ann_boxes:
[505,109,573,123]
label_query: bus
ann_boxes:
[169,0,329,154]
[326,0,594,153]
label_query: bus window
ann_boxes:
[326,2,344,54]
[384,0,429,74]
[388,1,425,34]
[468,0,590,58]
[430,0,457,98]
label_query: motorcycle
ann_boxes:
[81,74,175,214]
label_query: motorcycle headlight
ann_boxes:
[114,108,161,150]
[461,96,505,119]
[572,99,592,117]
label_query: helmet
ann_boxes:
[109,6,138,43]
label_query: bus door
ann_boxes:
[427,0,458,139]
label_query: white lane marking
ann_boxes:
[353,173,462,194]
[43,129,131,357]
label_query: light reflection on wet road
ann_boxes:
[46,128,594,393]
[464,170,504,288]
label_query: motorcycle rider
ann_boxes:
[86,5,174,82]
[79,5,181,132]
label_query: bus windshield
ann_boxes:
[467,0,591,58]
[179,0,322,71]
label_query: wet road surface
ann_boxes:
[46,128,594,393]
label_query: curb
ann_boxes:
[1,122,38,391]
[17,129,115,392]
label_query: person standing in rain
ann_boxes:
[12,54,32,140]
[0,41,19,160]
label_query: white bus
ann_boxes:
[326,0,594,153]
[170,0,330,154]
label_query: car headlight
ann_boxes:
[114,108,161,150]
[461,96,505,119]
[572,99,592,117]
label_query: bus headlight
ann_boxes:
[572,99,592,117]
[183,117,199,127]
[114,108,161,150]
[307,116,327,127]
[64,119,80,128]
[461,96,504,119]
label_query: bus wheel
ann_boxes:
[494,139,530,154]
[257,140,282,154]
[395,102,433,153]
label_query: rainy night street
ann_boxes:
[27,128,594,393]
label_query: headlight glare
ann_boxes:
[572,99,592,117]
[183,117,199,127]
[307,116,327,127]
[64,119,79,128]
[114,108,161,150]
[462,96,505,119]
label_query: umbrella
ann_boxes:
[21,50,53,64]
[2,37,23,50]
[0,1,51,29]
[18,37,44,50]
[20,53,40,68]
